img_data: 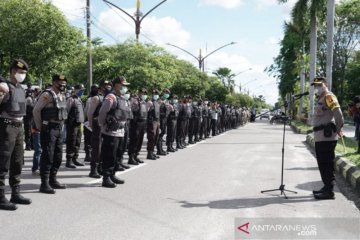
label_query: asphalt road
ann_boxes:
[1,120,359,240]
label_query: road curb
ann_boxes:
[305,133,360,196]
[290,121,313,134]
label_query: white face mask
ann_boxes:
[204,101,208,105]
[120,86,128,95]
[124,93,130,101]
[15,73,26,83]
[315,86,324,95]
[173,99,178,104]
[141,95,147,101]
[153,95,159,101]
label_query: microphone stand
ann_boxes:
[261,95,304,199]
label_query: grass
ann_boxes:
[336,136,360,167]
[292,120,360,167]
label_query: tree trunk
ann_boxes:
[326,0,335,91]
[308,12,317,125]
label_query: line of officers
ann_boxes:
[0,59,251,211]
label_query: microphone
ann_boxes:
[293,91,309,98]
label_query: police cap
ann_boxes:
[163,88,171,93]
[112,76,130,86]
[52,74,67,82]
[74,84,84,90]
[10,59,29,71]
[139,88,148,94]
[311,77,326,86]
[152,89,160,94]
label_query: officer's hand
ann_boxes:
[0,83,9,94]
[337,130,344,137]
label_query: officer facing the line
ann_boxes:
[0,59,32,210]
[98,76,128,188]
[33,74,68,194]
[311,77,344,200]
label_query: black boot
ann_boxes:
[176,142,183,149]
[102,176,116,188]
[39,176,56,194]
[110,175,125,184]
[10,186,31,205]
[147,151,157,160]
[167,145,175,152]
[89,164,101,178]
[314,191,335,200]
[312,186,326,195]
[0,189,17,211]
[170,144,178,151]
[49,173,66,189]
[134,154,144,164]
[65,159,76,168]
[73,159,85,166]
[97,163,103,176]
[128,154,139,165]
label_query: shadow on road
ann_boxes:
[172,195,316,209]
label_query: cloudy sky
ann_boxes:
[51,0,299,105]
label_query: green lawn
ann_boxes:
[292,120,360,167]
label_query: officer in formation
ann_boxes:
[33,74,68,194]
[311,77,344,200]
[98,76,129,187]
[0,59,32,210]
[66,84,85,168]
[24,85,35,150]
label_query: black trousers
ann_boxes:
[90,120,102,168]
[211,119,217,136]
[176,118,185,144]
[23,117,32,148]
[83,127,92,161]
[315,141,337,190]
[147,120,160,152]
[0,121,24,189]
[66,124,82,161]
[100,134,123,177]
[166,118,177,145]
[128,119,146,155]
[199,117,208,138]
[40,123,63,177]
[189,117,200,140]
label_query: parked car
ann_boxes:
[260,108,270,120]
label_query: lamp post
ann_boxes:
[103,0,167,42]
[166,42,236,71]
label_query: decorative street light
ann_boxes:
[166,42,236,71]
[103,0,167,42]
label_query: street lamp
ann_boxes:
[166,42,236,71]
[103,0,167,42]
[234,68,252,77]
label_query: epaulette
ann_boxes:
[325,93,340,111]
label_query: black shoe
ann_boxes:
[312,187,326,195]
[66,160,76,169]
[133,154,144,164]
[49,179,66,189]
[188,140,195,144]
[147,152,156,160]
[89,171,101,179]
[39,183,56,194]
[167,147,175,153]
[119,163,131,169]
[314,191,335,200]
[0,198,17,211]
[156,151,167,156]
[102,177,117,188]
[73,160,85,166]
[110,175,125,184]
[84,157,92,162]
[154,153,160,159]
[128,160,138,165]
[10,186,31,205]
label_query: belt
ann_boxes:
[313,123,336,132]
[42,121,63,129]
[0,118,23,128]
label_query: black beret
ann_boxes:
[11,59,29,71]
[52,74,67,82]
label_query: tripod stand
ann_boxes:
[261,100,297,199]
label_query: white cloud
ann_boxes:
[50,0,85,21]
[199,0,244,9]
[98,8,191,46]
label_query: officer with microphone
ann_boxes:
[311,77,344,200]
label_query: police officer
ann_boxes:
[188,97,201,144]
[98,76,128,188]
[0,59,32,210]
[311,77,344,200]
[24,87,34,150]
[147,89,161,160]
[157,89,170,156]
[199,98,209,140]
[166,94,179,152]
[176,96,187,150]
[83,85,96,163]
[118,89,133,167]
[33,74,68,194]
[128,88,148,164]
[65,84,85,168]
[87,81,112,178]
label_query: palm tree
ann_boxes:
[212,67,236,93]
[278,0,326,123]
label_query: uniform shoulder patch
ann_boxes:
[325,94,340,111]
